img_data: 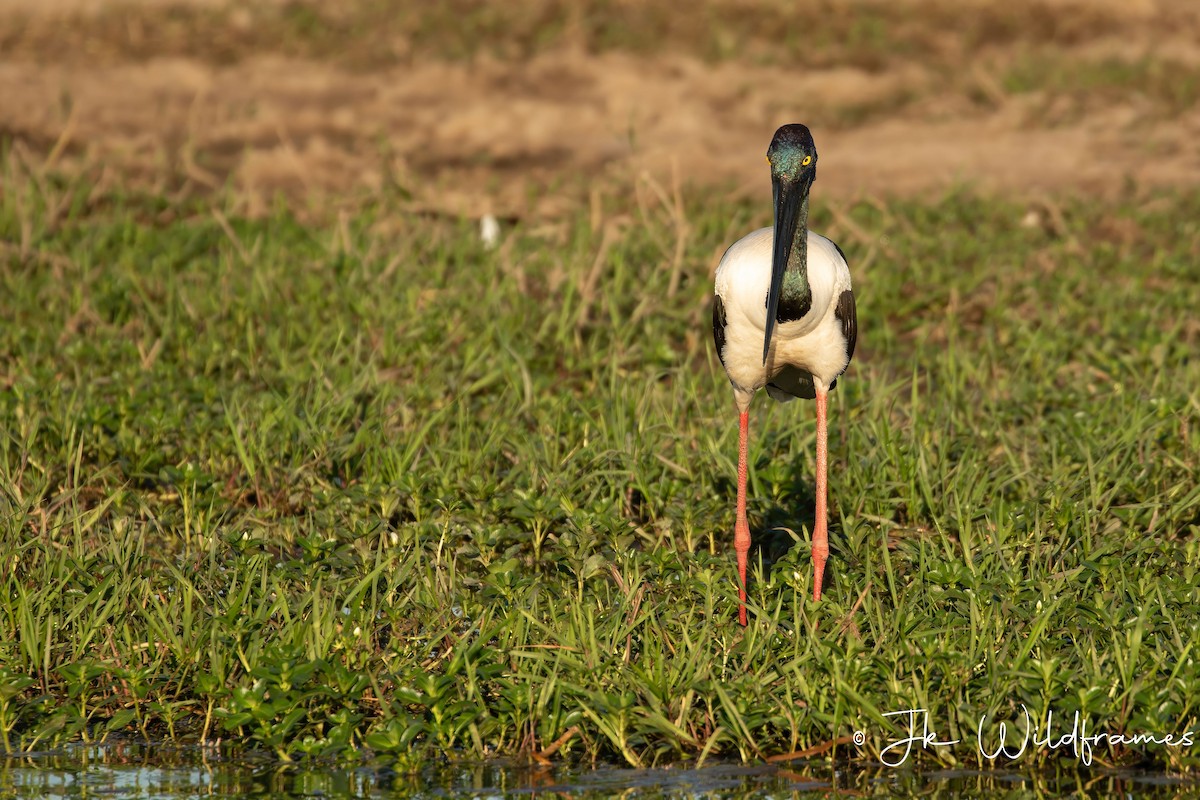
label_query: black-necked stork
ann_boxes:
[712,124,857,626]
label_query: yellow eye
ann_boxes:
[802,155,813,166]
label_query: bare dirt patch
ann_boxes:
[3,0,1200,219]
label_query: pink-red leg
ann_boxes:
[735,410,751,626]
[812,387,829,601]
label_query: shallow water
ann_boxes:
[1,744,1196,798]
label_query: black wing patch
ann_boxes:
[767,365,816,400]
[712,294,728,368]
[836,289,857,363]
[831,239,850,267]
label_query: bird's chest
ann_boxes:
[718,243,837,338]
[721,312,831,386]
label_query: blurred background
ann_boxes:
[2,0,1198,219]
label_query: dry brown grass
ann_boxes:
[3,0,1200,218]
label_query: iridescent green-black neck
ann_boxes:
[776,191,812,324]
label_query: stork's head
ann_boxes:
[767,124,817,185]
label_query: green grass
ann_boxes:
[1,156,1199,770]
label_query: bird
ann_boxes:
[712,124,857,626]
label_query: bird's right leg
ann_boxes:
[735,409,751,626]
[812,387,829,602]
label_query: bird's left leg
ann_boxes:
[812,387,829,601]
[735,409,751,626]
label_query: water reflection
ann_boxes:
[0,744,1195,798]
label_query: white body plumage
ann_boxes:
[714,226,855,413]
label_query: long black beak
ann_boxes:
[763,174,812,364]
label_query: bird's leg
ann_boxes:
[812,387,829,602]
[735,409,751,626]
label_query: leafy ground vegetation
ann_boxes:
[1,150,1199,768]
[3,0,1200,780]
